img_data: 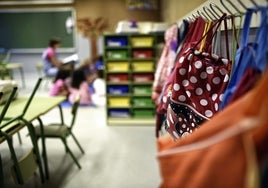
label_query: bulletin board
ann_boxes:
[0,8,76,53]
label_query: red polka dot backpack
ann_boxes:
[166,14,233,139]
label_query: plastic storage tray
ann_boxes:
[133,85,152,95]
[108,74,129,82]
[132,61,154,72]
[132,74,154,82]
[133,97,154,107]
[106,50,128,59]
[108,109,130,117]
[131,37,154,47]
[132,49,153,59]
[107,85,129,95]
[107,62,129,72]
[133,109,155,118]
[108,97,130,107]
[106,37,128,47]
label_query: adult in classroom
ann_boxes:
[42,37,63,77]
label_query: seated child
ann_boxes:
[68,68,92,105]
[49,69,71,98]
[87,69,106,107]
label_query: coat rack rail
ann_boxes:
[180,0,267,28]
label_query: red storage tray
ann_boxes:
[108,74,128,82]
[133,74,154,82]
[132,50,153,59]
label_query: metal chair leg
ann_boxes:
[70,132,85,154]
[61,138,81,169]
[37,117,49,180]
[5,135,24,184]
[21,119,45,183]
[0,154,5,188]
[17,132,22,145]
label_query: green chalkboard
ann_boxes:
[0,8,75,52]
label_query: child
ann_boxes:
[68,68,92,105]
[49,69,71,97]
[42,38,63,77]
[87,69,106,107]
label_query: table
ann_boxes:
[0,96,65,183]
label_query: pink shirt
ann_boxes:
[68,81,92,105]
[42,47,57,71]
[49,79,66,96]
[45,47,55,59]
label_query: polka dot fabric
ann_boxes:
[166,48,232,139]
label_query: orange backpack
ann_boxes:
[157,70,268,188]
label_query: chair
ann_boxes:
[0,154,4,188]
[0,92,4,188]
[0,80,22,144]
[0,50,25,88]
[0,78,45,184]
[10,148,37,185]
[0,87,36,185]
[34,95,84,169]
[36,62,54,89]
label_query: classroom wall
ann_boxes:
[160,0,206,23]
[2,0,162,74]
[75,0,161,32]
[2,0,206,75]
[74,0,161,61]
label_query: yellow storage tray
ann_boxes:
[107,62,129,72]
[108,97,130,107]
[131,37,154,47]
[132,61,154,72]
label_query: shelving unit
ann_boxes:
[104,33,164,125]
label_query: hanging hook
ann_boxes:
[187,15,195,22]
[197,10,209,21]
[185,16,191,23]
[249,0,259,7]
[237,0,248,11]
[209,3,225,18]
[220,0,235,15]
[203,6,215,21]
[204,6,219,20]
[192,13,198,19]
[225,0,244,14]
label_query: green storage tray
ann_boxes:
[133,109,155,118]
[106,50,128,59]
[133,85,152,95]
[133,98,154,107]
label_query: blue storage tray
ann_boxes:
[109,109,130,117]
[106,37,128,47]
[107,85,129,95]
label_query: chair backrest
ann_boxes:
[10,148,37,185]
[21,78,42,116]
[0,92,2,103]
[0,87,18,124]
[36,62,44,77]
[70,94,80,130]
[0,154,4,187]
[2,50,11,64]
[0,92,3,121]
[0,78,42,129]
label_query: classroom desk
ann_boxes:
[0,96,65,182]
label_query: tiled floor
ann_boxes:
[0,72,161,188]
